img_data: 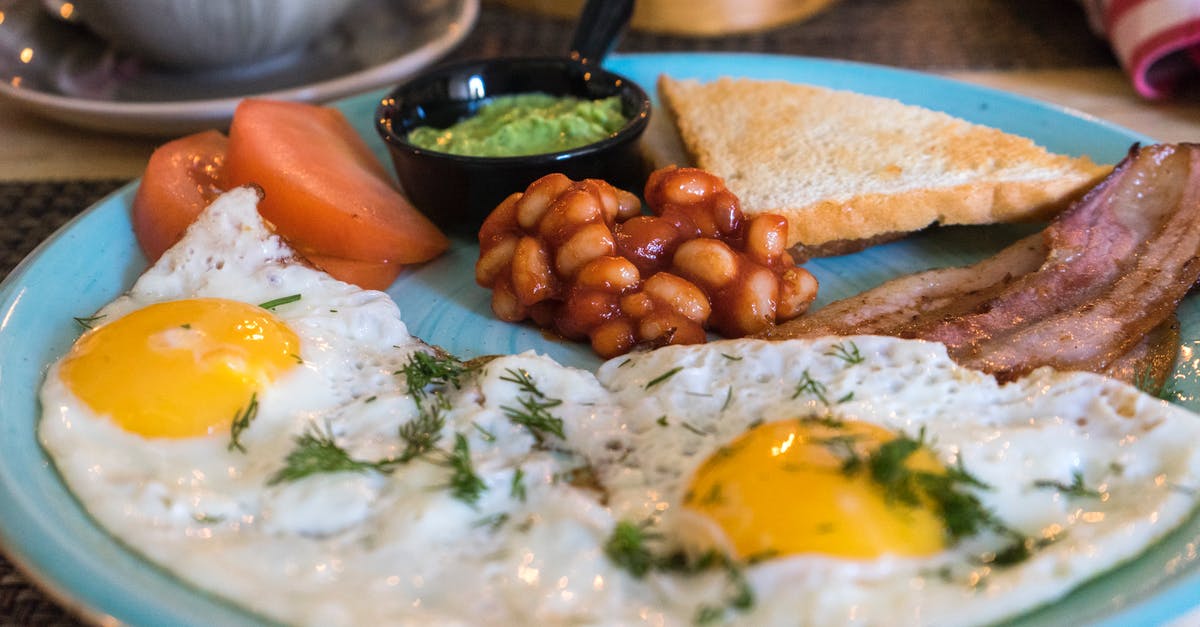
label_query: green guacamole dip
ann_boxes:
[407,93,628,157]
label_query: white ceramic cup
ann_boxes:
[71,0,358,70]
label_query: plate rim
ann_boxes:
[0,0,479,133]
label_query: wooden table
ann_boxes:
[4,0,1200,624]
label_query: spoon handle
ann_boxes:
[569,0,636,66]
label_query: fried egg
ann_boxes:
[38,187,1200,626]
[587,338,1200,625]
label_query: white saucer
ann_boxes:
[0,0,479,136]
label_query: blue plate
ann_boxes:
[1,53,1195,626]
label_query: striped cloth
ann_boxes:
[1080,0,1200,99]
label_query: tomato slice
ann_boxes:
[304,254,404,291]
[131,130,228,262]
[225,99,449,265]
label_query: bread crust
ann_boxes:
[657,75,1113,251]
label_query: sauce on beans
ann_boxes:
[475,167,819,358]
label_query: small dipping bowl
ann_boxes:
[374,56,652,236]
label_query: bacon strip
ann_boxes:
[760,143,1200,387]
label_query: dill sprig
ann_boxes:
[825,341,864,365]
[397,402,445,462]
[267,424,391,486]
[258,294,302,310]
[604,520,754,619]
[499,368,546,397]
[645,366,684,389]
[440,433,486,504]
[72,313,106,330]
[1032,470,1101,498]
[400,350,468,397]
[825,428,1000,542]
[502,396,565,444]
[227,393,259,453]
[791,369,830,405]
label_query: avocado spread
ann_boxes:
[407,93,628,157]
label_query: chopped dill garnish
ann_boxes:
[441,433,486,504]
[681,421,707,437]
[791,369,830,405]
[814,434,864,472]
[825,341,864,365]
[473,421,496,442]
[502,396,565,444]
[180,323,191,329]
[400,350,468,397]
[473,512,509,531]
[720,353,743,361]
[604,521,659,578]
[227,393,259,454]
[722,386,733,411]
[604,520,754,619]
[657,415,670,427]
[510,467,527,501]
[981,534,1063,567]
[500,367,547,397]
[268,423,389,485]
[645,366,684,389]
[836,391,855,404]
[73,313,105,330]
[618,358,633,368]
[830,428,1000,542]
[363,396,377,403]
[258,294,301,310]
[397,403,445,462]
[1032,470,1101,498]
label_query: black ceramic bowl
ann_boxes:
[375,56,652,236]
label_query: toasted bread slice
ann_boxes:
[656,76,1112,258]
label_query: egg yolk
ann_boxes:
[60,298,300,438]
[684,419,947,560]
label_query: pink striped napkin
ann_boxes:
[1079,0,1200,99]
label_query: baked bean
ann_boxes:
[591,319,636,358]
[516,173,572,230]
[615,189,642,221]
[643,272,711,325]
[476,235,518,286]
[478,192,521,244]
[539,185,604,245]
[778,267,819,319]
[511,236,558,306]
[559,287,621,339]
[721,264,779,336]
[619,292,654,318]
[708,189,741,237]
[555,223,615,279]
[576,256,640,293]
[672,239,738,291]
[614,215,683,276]
[638,312,705,347]
[475,167,819,358]
[648,166,716,207]
[490,277,526,322]
[745,214,788,267]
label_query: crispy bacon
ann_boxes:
[760,143,1200,390]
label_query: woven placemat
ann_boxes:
[1,180,127,627]
[0,1,1120,624]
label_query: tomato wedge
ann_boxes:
[131,130,228,262]
[304,254,404,292]
[225,99,449,265]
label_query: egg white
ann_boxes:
[37,187,1200,626]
